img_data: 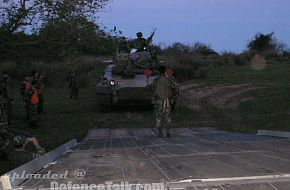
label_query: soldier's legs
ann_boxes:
[71,87,78,99]
[24,101,30,120]
[38,95,44,113]
[154,104,164,137]
[74,88,79,99]
[1,103,12,125]
[164,105,172,137]
[70,88,74,99]
[28,104,38,128]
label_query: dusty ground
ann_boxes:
[179,83,262,111]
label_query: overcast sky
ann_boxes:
[97,0,290,53]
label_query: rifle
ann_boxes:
[147,27,157,44]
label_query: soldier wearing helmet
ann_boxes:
[131,32,148,52]
[147,66,176,138]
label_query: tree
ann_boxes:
[192,42,218,56]
[247,33,276,52]
[247,32,288,56]
[0,0,111,61]
[0,0,111,34]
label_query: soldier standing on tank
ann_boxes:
[0,72,13,126]
[131,32,148,52]
[147,66,176,138]
[69,71,79,99]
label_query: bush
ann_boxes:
[0,55,105,88]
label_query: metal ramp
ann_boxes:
[19,128,290,189]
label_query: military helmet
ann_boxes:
[13,135,26,147]
[136,32,143,37]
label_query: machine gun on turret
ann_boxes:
[147,27,157,45]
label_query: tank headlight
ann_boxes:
[109,80,115,86]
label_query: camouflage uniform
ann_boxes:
[1,130,45,164]
[69,71,79,99]
[0,75,13,125]
[36,75,45,113]
[21,77,32,119]
[26,84,39,128]
[131,32,148,52]
[12,136,45,161]
[148,72,176,137]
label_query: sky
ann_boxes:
[97,0,290,53]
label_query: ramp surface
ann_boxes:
[21,128,290,189]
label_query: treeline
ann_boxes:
[0,18,116,62]
[1,1,290,83]
[158,33,290,81]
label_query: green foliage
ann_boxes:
[247,32,288,56]
[0,0,114,62]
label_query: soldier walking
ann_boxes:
[26,82,39,128]
[147,66,176,138]
[69,71,79,99]
[0,72,13,126]
[21,76,32,119]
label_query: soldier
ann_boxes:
[147,66,176,138]
[36,73,45,113]
[69,71,79,99]
[0,72,13,125]
[26,82,39,128]
[1,129,45,163]
[12,135,45,161]
[131,32,148,52]
[21,76,32,119]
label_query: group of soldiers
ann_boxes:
[0,71,45,162]
[20,70,45,128]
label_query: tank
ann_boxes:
[96,50,178,112]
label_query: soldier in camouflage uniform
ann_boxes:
[0,128,45,163]
[21,76,32,119]
[26,82,39,128]
[131,32,147,52]
[69,71,79,99]
[0,72,13,126]
[147,66,176,138]
[36,74,45,113]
